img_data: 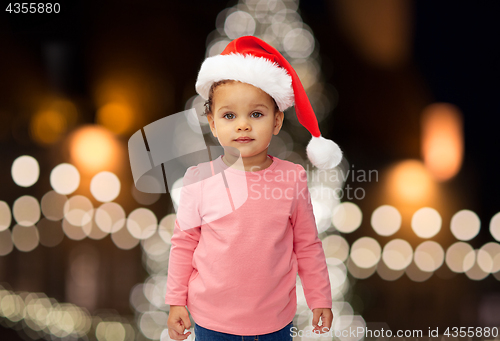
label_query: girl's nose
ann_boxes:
[236,117,251,131]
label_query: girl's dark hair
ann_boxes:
[202,79,280,117]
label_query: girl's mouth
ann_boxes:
[235,138,254,143]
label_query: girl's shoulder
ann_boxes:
[268,156,308,185]
[274,157,307,176]
[181,159,216,186]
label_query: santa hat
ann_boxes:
[195,35,342,170]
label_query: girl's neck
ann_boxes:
[222,152,272,172]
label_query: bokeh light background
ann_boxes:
[1,0,500,340]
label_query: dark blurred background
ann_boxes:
[1,0,500,340]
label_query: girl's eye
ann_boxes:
[222,112,262,119]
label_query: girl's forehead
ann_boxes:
[214,81,274,102]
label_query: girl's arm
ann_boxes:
[291,164,333,311]
[165,166,202,306]
[164,220,201,306]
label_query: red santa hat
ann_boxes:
[196,35,342,170]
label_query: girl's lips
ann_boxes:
[235,138,254,143]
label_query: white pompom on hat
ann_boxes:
[196,35,342,169]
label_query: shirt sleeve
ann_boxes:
[165,166,202,306]
[291,164,332,311]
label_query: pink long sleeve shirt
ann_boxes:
[164,154,332,335]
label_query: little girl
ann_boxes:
[165,36,342,340]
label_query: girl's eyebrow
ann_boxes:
[251,104,269,109]
[217,104,269,113]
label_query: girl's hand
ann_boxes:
[312,308,334,334]
[167,305,192,340]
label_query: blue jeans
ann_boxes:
[194,321,294,341]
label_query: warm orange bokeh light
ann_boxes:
[421,103,464,181]
[30,99,78,145]
[96,102,134,136]
[68,125,120,174]
[334,0,412,68]
[388,159,435,204]
[31,109,67,144]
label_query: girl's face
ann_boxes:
[207,81,284,160]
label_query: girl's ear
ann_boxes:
[207,113,218,137]
[273,111,284,135]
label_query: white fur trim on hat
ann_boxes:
[195,53,294,112]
